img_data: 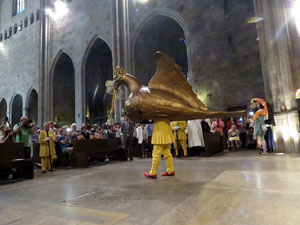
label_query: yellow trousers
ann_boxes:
[150,144,174,175]
[174,139,188,156]
[41,157,52,171]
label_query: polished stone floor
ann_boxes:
[1,150,300,225]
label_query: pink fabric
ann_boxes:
[212,120,224,136]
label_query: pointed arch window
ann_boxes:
[14,0,27,15]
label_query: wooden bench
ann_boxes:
[200,132,223,157]
[72,138,125,167]
[0,143,34,180]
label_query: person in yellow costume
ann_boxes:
[39,122,57,173]
[144,119,175,179]
[171,121,188,157]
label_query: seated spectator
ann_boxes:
[114,123,122,138]
[71,123,79,140]
[58,130,72,151]
[81,124,90,140]
[95,128,103,139]
[228,125,240,150]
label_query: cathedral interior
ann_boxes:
[0,0,300,224]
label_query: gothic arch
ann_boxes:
[26,88,38,124]
[10,93,23,126]
[50,51,75,125]
[82,37,113,124]
[0,98,7,121]
[131,8,194,82]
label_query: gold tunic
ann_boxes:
[151,119,174,145]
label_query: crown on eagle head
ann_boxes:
[113,66,126,78]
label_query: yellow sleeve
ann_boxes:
[179,121,187,130]
[39,131,48,144]
[170,121,178,130]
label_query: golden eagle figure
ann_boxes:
[113,52,244,122]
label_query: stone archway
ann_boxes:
[133,15,189,85]
[27,89,38,124]
[0,98,7,121]
[52,52,75,125]
[84,38,113,124]
[11,94,23,126]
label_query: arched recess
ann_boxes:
[11,94,23,126]
[52,52,75,125]
[133,15,189,85]
[83,38,113,124]
[27,88,38,124]
[0,98,7,121]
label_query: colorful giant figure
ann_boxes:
[250,98,268,155]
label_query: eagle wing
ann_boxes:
[148,52,208,110]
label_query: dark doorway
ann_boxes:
[0,99,7,121]
[53,53,75,125]
[85,39,113,124]
[134,15,188,85]
[27,89,38,124]
[11,94,23,126]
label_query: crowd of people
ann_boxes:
[0,110,275,173]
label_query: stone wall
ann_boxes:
[0,0,266,124]
[0,0,40,120]
[129,0,265,110]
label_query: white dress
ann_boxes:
[187,119,205,148]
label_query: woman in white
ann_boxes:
[136,124,148,158]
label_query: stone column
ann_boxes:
[22,107,28,117]
[38,0,51,127]
[112,0,131,123]
[74,61,84,128]
[253,0,300,152]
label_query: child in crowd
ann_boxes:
[228,125,240,150]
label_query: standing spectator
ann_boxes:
[212,118,225,136]
[39,122,57,173]
[121,115,134,161]
[146,123,154,153]
[136,124,148,158]
[201,119,211,133]
[238,116,247,148]
[212,118,225,151]
[13,116,33,158]
[246,127,257,149]
[31,125,39,145]
[2,129,14,143]
[226,117,237,132]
